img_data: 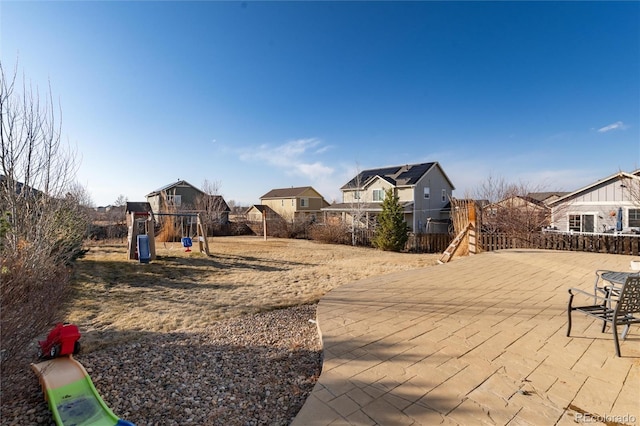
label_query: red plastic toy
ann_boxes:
[38,323,81,359]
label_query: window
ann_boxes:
[300,198,308,207]
[281,200,284,207]
[292,199,294,207]
[630,209,640,227]
[167,194,181,207]
[569,214,595,233]
[424,187,430,199]
[373,189,385,201]
[354,191,361,200]
[442,189,447,202]
[569,215,580,231]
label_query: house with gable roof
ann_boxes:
[549,170,640,233]
[145,180,230,223]
[481,195,550,232]
[527,191,570,207]
[253,186,330,222]
[146,180,204,212]
[323,162,455,233]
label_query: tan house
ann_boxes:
[257,186,330,222]
[246,205,279,222]
[527,191,570,206]
[323,162,455,233]
[482,195,549,233]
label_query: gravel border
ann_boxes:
[1,304,322,425]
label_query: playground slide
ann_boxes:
[31,356,135,426]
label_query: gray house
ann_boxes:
[146,180,230,223]
[549,170,640,233]
[323,162,455,233]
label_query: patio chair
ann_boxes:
[592,270,639,304]
[567,275,640,357]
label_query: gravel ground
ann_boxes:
[1,304,322,426]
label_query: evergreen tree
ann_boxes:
[372,188,409,251]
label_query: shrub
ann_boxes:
[0,61,90,378]
[309,223,351,245]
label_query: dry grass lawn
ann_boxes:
[66,236,440,352]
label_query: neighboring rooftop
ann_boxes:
[341,162,442,189]
[146,180,204,197]
[125,201,153,213]
[260,186,320,199]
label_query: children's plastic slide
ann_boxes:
[31,356,135,426]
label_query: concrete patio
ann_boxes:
[293,249,640,425]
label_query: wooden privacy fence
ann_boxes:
[346,230,452,253]
[481,232,640,256]
[406,233,452,253]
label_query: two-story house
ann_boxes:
[323,162,455,233]
[146,180,230,223]
[146,180,204,212]
[252,186,330,223]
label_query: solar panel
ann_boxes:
[396,163,433,184]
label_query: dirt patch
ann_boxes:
[66,236,440,352]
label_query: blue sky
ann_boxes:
[2,1,639,207]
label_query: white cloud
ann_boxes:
[238,138,335,181]
[597,121,628,133]
[240,138,317,164]
[295,161,333,179]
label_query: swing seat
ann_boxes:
[181,237,193,250]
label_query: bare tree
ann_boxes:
[346,163,368,246]
[472,173,510,204]
[621,172,640,206]
[1,60,88,368]
[473,175,551,236]
[113,194,128,207]
[620,172,640,231]
[201,179,221,196]
[196,179,227,223]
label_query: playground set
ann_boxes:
[31,324,135,426]
[126,202,210,262]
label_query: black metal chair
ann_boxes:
[592,270,639,304]
[567,275,640,357]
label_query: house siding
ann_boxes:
[396,187,413,202]
[262,198,296,221]
[148,197,161,214]
[551,174,639,232]
[147,184,204,213]
[412,167,453,233]
[304,197,325,211]
[246,207,263,222]
[260,187,329,222]
[569,181,628,204]
[344,177,394,203]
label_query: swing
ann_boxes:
[181,217,193,252]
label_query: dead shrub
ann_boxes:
[309,223,351,245]
[156,216,181,242]
[0,247,70,377]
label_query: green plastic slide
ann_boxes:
[31,356,135,426]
